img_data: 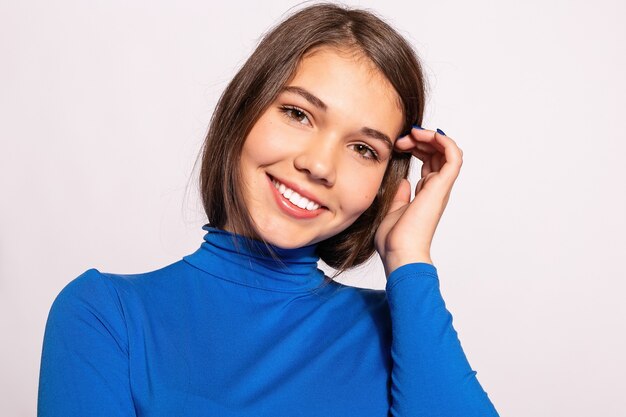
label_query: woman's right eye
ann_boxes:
[279,105,310,126]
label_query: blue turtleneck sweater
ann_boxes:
[38,225,499,416]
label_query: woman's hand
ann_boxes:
[375,127,464,278]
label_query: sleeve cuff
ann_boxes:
[385,262,438,292]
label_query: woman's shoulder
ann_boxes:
[61,260,176,289]
[52,267,119,309]
[43,268,130,352]
[321,280,390,314]
[44,260,195,339]
[50,259,192,313]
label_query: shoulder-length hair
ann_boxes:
[199,2,427,276]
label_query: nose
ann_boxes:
[293,137,337,187]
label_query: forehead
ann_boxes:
[285,46,404,135]
[295,46,401,105]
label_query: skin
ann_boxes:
[235,45,464,278]
[376,128,463,277]
[236,46,403,249]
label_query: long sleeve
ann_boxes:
[37,269,136,417]
[385,262,499,417]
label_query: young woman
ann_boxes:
[38,4,499,416]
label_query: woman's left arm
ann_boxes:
[376,127,500,416]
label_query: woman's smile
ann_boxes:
[267,173,326,219]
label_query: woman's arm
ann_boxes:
[376,127,499,415]
[385,262,499,416]
[38,269,136,417]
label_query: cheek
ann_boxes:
[339,168,384,214]
[242,120,293,165]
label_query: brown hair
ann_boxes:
[199,2,427,277]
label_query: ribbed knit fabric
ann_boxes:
[38,225,499,416]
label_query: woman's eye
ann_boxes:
[352,144,379,161]
[279,106,310,125]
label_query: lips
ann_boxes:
[273,181,321,210]
[267,174,326,208]
[267,174,326,219]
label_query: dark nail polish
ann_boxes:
[436,128,446,135]
[412,124,424,130]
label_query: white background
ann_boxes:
[1,0,625,415]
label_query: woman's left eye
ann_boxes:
[351,144,379,161]
[279,105,310,125]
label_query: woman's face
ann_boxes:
[236,46,404,249]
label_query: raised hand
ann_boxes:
[375,127,464,278]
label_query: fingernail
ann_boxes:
[436,128,446,135]
[412,124,424,130]
[398,129,411,139]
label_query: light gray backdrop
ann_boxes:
[1,0,625,415]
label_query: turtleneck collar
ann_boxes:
[182,225,330,293]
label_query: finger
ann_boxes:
[432,131,463,180]
[415,172,435,193]
[417,146,445,177]
[421,155,432,177]
[394,142,438,166]
[396,128,461,177]
[416,172,437,194]
[394,135,439,155]
[407,128,447,153]
[412,129,462,179]
[431,152,446,173]
[388,178,411,213]
[393,147,431,164]
[415,177,425,194]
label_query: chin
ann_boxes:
[253,223,322,249]
[261,232,314,249]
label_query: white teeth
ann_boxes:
[271,177,321,211]
[288,192,302,206]
[292,194,309,209]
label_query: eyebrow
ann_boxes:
[280,85,393,149]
